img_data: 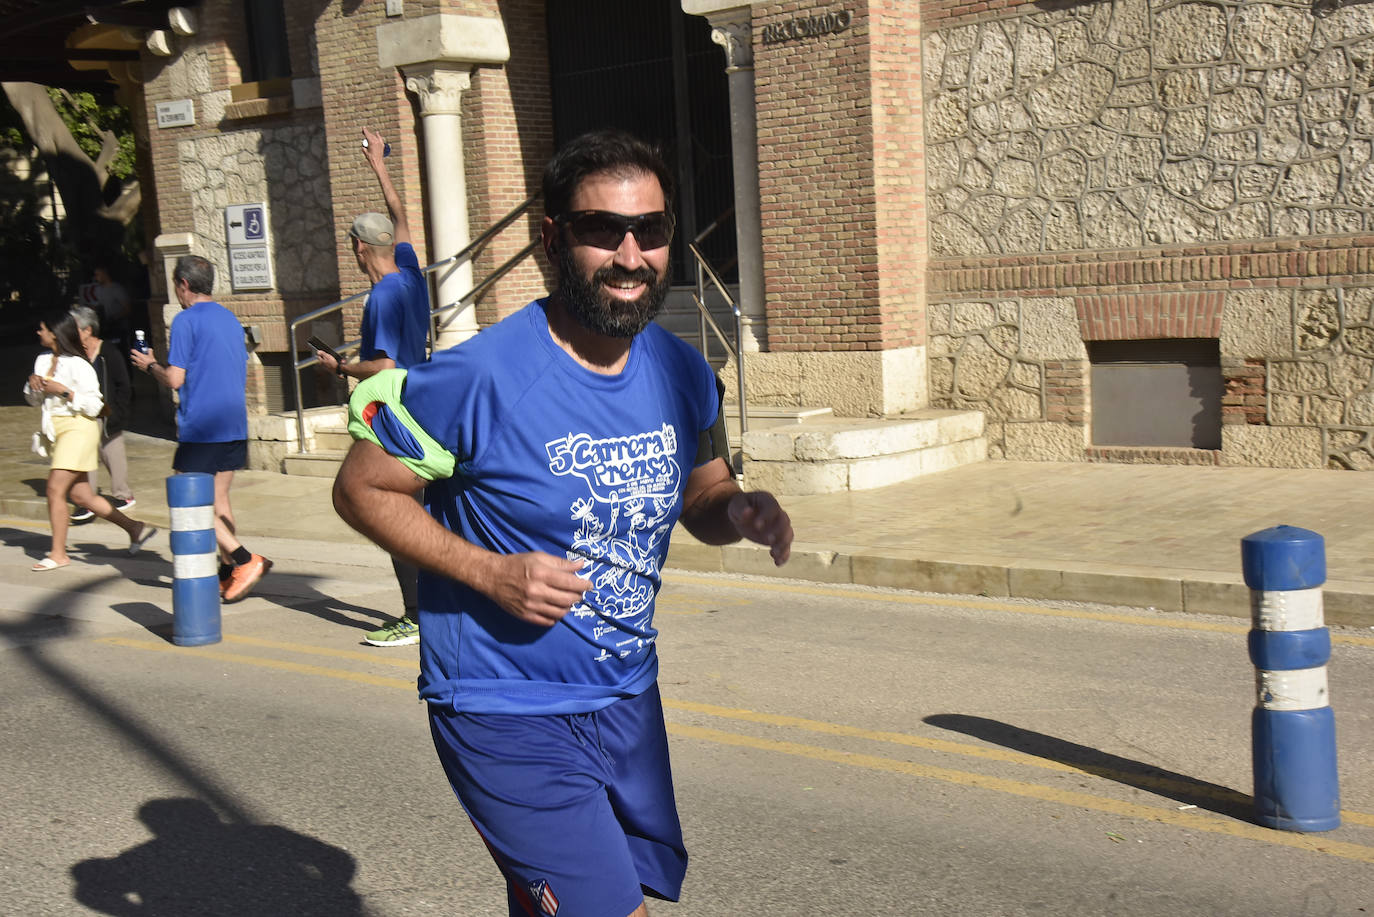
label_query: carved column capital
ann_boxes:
[403,64,472,116]
[710,20,753,71]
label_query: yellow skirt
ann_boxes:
[50,414,100,472]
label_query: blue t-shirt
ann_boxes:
[398,300,719,715]
[167,300,247,443]
[361,242,428,369]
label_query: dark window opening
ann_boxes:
[1088,338,1222,449]
[545,0,734,285]
[243,0,291,82]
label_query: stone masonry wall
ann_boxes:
[923,0,1374,469]
[141,0,335,414]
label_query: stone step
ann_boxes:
[725,404,833,427]
[313,426,352,452]
[281,404,834,475]
[281,450,349,478]
[280,405,985,495]
[741,409,987,495]
[248,406,349,472]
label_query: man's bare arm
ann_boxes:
[362,127,410,246]
[130,347,186,390]
[333,439,589,625]
[678,457,793,566]
[316,349,396,381]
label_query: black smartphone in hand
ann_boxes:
[307,336,342,364]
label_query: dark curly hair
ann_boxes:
[542,130,675,220]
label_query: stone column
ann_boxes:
[377,14,510,350]
[153,232,195,340]
[707,12,767,353]
[403,63,476,348]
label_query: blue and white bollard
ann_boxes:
[167,473,221,646]
[1241,525,1340,832]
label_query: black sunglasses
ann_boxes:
[555,210,674,251]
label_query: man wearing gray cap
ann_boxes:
[316,127,430,646]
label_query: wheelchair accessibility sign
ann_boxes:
[225,203,274,291]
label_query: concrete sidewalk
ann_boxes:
[3,405,1371,627]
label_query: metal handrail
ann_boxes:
[687,206,747,470]
[288,194,540,449]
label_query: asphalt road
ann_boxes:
[1,519,1372,916]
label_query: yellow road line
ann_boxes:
[98,633,1374,837]
[666,574,1374,647]
[666,723,1374,865]
[662,698,1374,829]
[222,633,418,669]
[98,636,414,689]
[665,697,1083,771]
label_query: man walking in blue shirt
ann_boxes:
[131,255,270,602]
[315,127,430,646]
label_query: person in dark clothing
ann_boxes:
[69,306,135,523]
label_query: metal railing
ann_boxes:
[287,195,747,462]
[687,207,748,461]
[287,194,540,449]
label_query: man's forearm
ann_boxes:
[680,479,746,546]
[333,440,497,588]
[338,356,396,381]
[143,360,173,389]
[375,169,405,227]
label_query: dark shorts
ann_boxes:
[173,440,247,474]
[429,683,687,917]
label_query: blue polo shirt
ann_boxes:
[362,242,429,369]
[167,300,248,443]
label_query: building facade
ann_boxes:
[76,0,1374,475]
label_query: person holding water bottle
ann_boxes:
[131,255,271,603]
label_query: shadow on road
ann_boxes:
[109,590,396,643]
[924,713,1253,820]
[1,571,375,914]
[71,798,364,917]
[3,522,397,641]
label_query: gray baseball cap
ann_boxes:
[349,212,394,246]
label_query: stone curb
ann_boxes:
[9,492,1370,630]
[664,540,1374,630]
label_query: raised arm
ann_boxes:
[362,127,410,246]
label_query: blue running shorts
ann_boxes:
[429,683,688,917]
[173,439,247,474]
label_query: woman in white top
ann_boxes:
[25,310,158,571]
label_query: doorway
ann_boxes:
[545,1,736,284]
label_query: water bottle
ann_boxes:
[133,330,149,354]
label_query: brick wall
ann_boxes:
[316,4,424,347]
[930,239,1374,301]
[756,1,884,352]
[142,0,322,414]
[464,0,555,326]
[1223,358,1267,426]
[870,0,928,349]
[1076,291,1225,341]
[922,0,1049,31]
[1044,359,1087,425]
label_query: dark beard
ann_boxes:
[557,256,670,339]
